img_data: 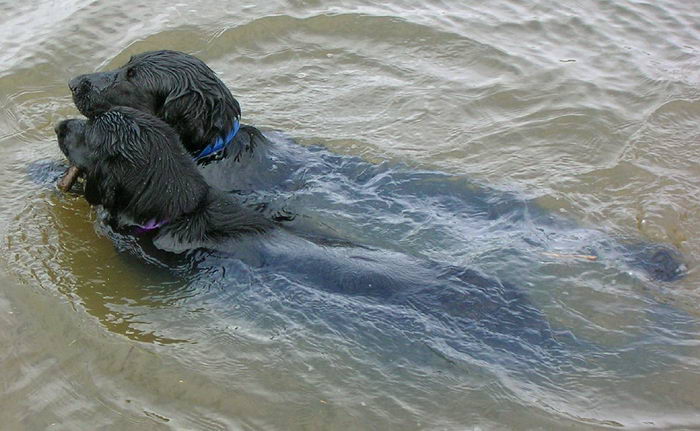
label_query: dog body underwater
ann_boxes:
[47,50,692,374]
[65,50,684,283]
[56,107,571,368]
[55,104,696,378]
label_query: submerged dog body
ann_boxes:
[64,50,684,283]
[57,107,567,364]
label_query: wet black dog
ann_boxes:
[70,50,240,159]
[65,50,684,282]
[55,107,270,245]
[69,50,280,193]
[56,107,566,360]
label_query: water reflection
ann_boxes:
[5,188,192,344]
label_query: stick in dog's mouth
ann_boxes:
[57,165,81,192]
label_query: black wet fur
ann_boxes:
[69,50,241,157]
[55,107,271,244]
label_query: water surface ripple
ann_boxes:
[1,1,699,429]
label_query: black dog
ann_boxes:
[56,107,569,362]
[69,50,240,159]
[65,50,684,282]
[68,50,285,193]
[55,107,270,247]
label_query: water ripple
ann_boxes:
[2,1,700,429]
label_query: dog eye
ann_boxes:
[126,67,137,80]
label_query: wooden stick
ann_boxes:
[57,165,81,192]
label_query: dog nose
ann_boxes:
[54,121,65,137]
[68,75,86,94]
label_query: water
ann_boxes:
[1,1,700,429]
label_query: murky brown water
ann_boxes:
[1,1,699,429]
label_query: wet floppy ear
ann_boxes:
[89,112,146,163]
[159,79,203,130]
[134,154,208,221]
[84,165,116,209]
[210,97,231,134]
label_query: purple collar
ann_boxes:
[134,218,167,234]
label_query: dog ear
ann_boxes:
[84,164,117,210]
[135,155,208,221]
[84,106,210,224]
[147,53,240,155]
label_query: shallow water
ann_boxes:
[1,1,700,429]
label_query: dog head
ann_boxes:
[55,106,209,226]
[68,50,241,156]
[55,118,89,170]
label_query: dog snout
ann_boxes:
[70,71,116,95]
[54,120,69,138]
[55,119,84,140]
[69,75,87,95]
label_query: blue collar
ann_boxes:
[194,119,241,160]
